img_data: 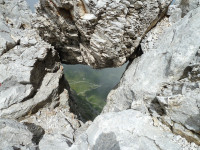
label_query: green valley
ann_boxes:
[63,64,127,121]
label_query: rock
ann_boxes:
[134,1,143,9]
[39,134,72,150]
[0,0,73,120]
[21,106,90,150]
[34,0,171,68]
[152,63,200,145]
[169,0,200,18]
[103,5,200,115]
[0,28,64,119]
[102,2,200,147]
[0,0,32,29]
[1,0,200,149]
[21,107,82,144]
[0,118,37,150]
[0,1,84,148]
[23,122,45,145]
[70,110,200,150]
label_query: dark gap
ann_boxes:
[179,66,193,80]
[57,8,74,24]
[149,98,167,116]
[129,44,143,61]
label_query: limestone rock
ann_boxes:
[0,1,84,149]
[35,0,172,68]
[103,5,200,115]
[70,110,200,150]
[169,0,200,20]
[0,118,37,150]
[0,0,32,29]
[21,107,82,144]
[103,2,200,147]
[39,133,72,150]
[0,28,65,119]
[0,0,71,119]
[1,0,200,149]
[153,63,200,145]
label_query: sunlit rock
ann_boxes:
[34,0,172,68]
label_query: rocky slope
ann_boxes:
[0,0,65,119]
[0,0,82,149]
[103,0,200,147]
[0,0,200,150]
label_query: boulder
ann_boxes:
[34,0,172,68]
[153,64,200,145]
[70,110,199,150]
[0,0,71,120]
[0,1,83,149]
[103,5,200,115]
[103,2,200,146]
[0,118,37,150]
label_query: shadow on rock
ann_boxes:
[185,111,200,134]
[23,122,45,145]
[92,132,120,150]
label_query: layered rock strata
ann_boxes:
[35,0,172,68]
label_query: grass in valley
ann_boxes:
[63,64,127,121]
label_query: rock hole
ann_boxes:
[63,63,128,121]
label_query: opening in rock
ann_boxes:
[63,63,128,121]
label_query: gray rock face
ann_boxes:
[0,0,32,29]
[0,1,83,149]
[21,107,82,146]
[39,134,72,150]
[153,64,200,145]
[35,0,171,68]
[169,0,200,18]
[0,0,70,119]
[103,5,200,114]
[70,110,199,150]
[103,2,200,147]
[0,0,32,56]
[0,119,37,150]
[0,28,65,118]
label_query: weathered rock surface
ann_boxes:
[0,118,37,150]
[0,0,84,149]
[153,64,200,145]
[21,106,86,150]
[0,0,32,56]
[0,0,69,119]
[70,110,199,150]
[169,0,200,19]
[104,4,200,114]
[35,0,172,68]
[103,2,200,147]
